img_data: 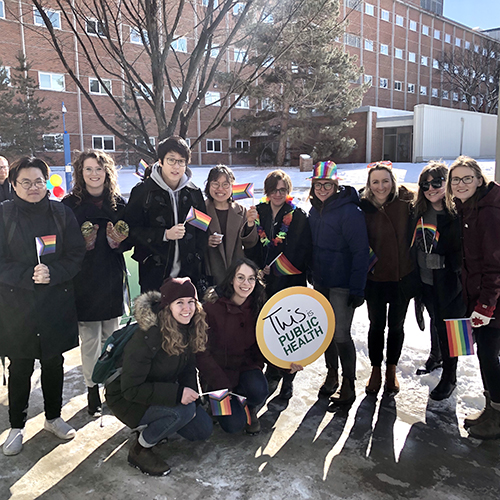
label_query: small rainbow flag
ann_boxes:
[445,318,474,357]
[232,393,251,426]
[411,217,440,248]
[185,207,212,232]
[368,247,378,273]
[207,389,232,416]
[232,183,254,201]
[35,235,57,256]
[272,252,302,276]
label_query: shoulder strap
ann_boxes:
[2,201,17,246]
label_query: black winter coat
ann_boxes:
[0,180,12,203]
[62,193,128,321]
[0,194,86,359]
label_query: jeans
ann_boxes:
[8,355,64,429]
[475,325,500,404]
[217,369,268,434]
[139,402,213,446]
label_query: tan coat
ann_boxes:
[205,200,258,285]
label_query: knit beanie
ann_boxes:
[159,277,197,310]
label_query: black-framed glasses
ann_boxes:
[314,182,334,191]
[451,175,475,186]
[419,177,445,191]
[164,157,186,167]
[17,179,46,190]
[270,188,288,196]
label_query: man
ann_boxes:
[0,156,12,202]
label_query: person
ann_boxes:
[0,157,86,456]
[62,150,129,417]
[197,258,269,435]
[0,156,13,202]
[360,162,416,395]
[445,156,500,439]
[124,136,207,293]
[244,169,311,400]
[204,165,258,285]
[411,161,466,400]
[105,277,213,475]
[308,161,369,405]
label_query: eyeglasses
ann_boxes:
[84,167,105,174]
[17,179,46,190]
[0,165,8,170]
[451,175,475,186]
[419,178,444,191]
[314,182,334,191]
[164,157,186,167]
[270,188,288,196]
[235,275,256,284]
[210,181,231,189]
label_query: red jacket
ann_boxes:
[456,182,500,328]
[197,296,265,391]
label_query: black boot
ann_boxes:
[318,369,339,397]
[464,391,493,428]
[128,435,171,476]
[330,377,356,406]
[279,372,296,400]
[430,363,457,401]
[88,385,102,417]
[416,356,443,375]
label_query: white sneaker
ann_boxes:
[44,418,76,440]
[2,428,24,456]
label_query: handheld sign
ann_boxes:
[256,286,335,369]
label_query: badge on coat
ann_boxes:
[256,286,335,369]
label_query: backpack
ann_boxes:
[91,319,138,385]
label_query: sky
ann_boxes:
[443,0,500,31]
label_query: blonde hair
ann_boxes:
[362,164,398,206]
[158,301,207,356]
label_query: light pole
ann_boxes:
[62,102,72,190]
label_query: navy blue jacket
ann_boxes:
[309,186,369,297]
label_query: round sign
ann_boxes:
[256,286,335,369]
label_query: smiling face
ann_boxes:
[231,263,256,305]
[313,179,337,203]
[169,297,196,325]
[450,166,483,202]
[160,150,187,189]
[369,169,393,206]
[13,167,47,203]
[82,157,106,195]
[268,180,288,212]
[423,174,445,209]
[209,174,232,206]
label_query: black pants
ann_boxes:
[475,326,500,404]
[8,355,64,429]
[366,281,410,367]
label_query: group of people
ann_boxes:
[0,136,499,477]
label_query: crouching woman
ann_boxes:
[105,277,213,476]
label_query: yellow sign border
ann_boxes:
[256,286,335,369]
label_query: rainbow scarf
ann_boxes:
[272,252,302,276]
[232,183,254,201]
[207,389,232,416]
[445,319,474,357]
[185,207,212,232]
[35,235,57,256]
[411,217,440,249]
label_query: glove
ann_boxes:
[347,294,364,309]
[81,221,99,251]
[471,303,495,328]
[106,220,129,249]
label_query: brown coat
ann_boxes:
[205,200,258,285]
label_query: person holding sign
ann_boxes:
[203,165,258,285]
[105,277,213,475]
[0,157,85,456]
[197,258,268,434]
[445,156,500,439]
[308,161,369,405]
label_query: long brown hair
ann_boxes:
[414,161,448,217]
[362,164,398,206]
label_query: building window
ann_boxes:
[455,38,461,47]
[365,3,374,16]
[233,2,245,15]
[364,39,374,51]
[421,56,429,66]
[135,137,156,148]
[462,94,467,103]
[133,83,153,100]
[39,72,65,91]
[1,66,10,85]
[380,44,389,56]
[234,48,246,62]
[344,34,361,48]
[346,0,362,10]
[453,92,458,101]
[0,1,4,19]
[235,95,249,109]
[202,0,219,6]
[465,40,470,50]
[130,28,148,45]
[395,48,403,59]
[420,86,427,96]
[443,90,449,100]
[380,78,388,89]
[433,30,440,40]
[89,78,111,95]
[43,134,63,151]
[209,45,219,58]
[364,74,373,85]
[432,88,439,98]
[409,52,416,63]
[422,25,429,36]
[86,19,106,37]
[205,91,220,106]
[395,15,404,27]
[394,81,402,91]
[474,44,480,53]
[445,33,451,43]
[482,48,488,56]
[206,139,222,152]
[443,62,449,70]
[33,7,61,29]
[380,9,389,22]
[261,97,275,111]
[93,135,115,151]
[171,37,187,52]
[471,96,477,105]
[433,59,439,69]
[410,20,417,31]
[235,140,250,152]
[408,83,415,93]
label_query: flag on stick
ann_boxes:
[272,252,302,276]
[206,389,232,416]
[35,235,57,265]
[445,318,474,357]
[232,393,251,425]
[185,207,212,231]
[135,159,149,179]
[232,183,254,201]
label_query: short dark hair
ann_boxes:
[264,169,292,197]
[204,164,235,200]
[9,157,50,185]
[157,136,191,164]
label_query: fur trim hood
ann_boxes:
[133,291,161,331]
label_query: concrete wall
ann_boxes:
[413,104,497,162]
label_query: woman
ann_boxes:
[309,161,369,405]
[63,150,129,417]
[0,157,86,456]
[245,170,311,399]
[105,277,213,475]
[360,162,416,395]
[445,156,500,439]
[197,258,268,434]
[411,162,466,400]
[204,165,258,285]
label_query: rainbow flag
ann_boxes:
[411,217,440,248]
[445,318,474,357]
[185,207,211,231]
[273,253,302,275]
[232,183,254,201]
[368,247,378,273]
[232,393,251,426]
[134,159,149,179]
[207,389,232,416]
[35,235,57,256]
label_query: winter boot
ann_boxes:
[384,364,400,394]
[318,369,339,397]
[416,356,443,375]
[128,435,171,476]
[468,405,500,440]
[430,367,457,401]
[245,407,261,435]
[88,385,102,417]
[365,366,382,395]
[330,377,356,406]
[279,372,296,400]
[464,391,493,429]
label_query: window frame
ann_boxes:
[364,39,374,51]
[205,91,221,106]
[43,133,63,152]
[394,80,402,91]
[380,43,389,56]
[395,48,403,59]
[365,3,374,16]
[420,85,427,96]
[408,52,416,63]
[171,37,187,53]
[89,77,111,95]
[38,71,65,91]
[206,139,222,153]
[379,77,388,89]
[235,139,250,152]
[421,56,429,66]
[92,135,115,151]
[422,25,429,36]
[380,9,390,22]
[235,95,250,109]
[395,15,404,27]
[408,83,415,93]
[33,7,61,29]
[0,0,4,19]
[86,18,107,37]
[409,20,417,31]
